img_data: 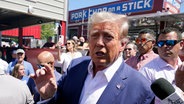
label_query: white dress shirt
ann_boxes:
[79,56,123,104]
[140,56,182,104]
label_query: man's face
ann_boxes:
[37,54,54,70]
[124,44,137,58]
[157,31,183,61]
[88,22,122,69]
[136,33,154,55]
[16,53,25,62]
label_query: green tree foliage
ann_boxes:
[41,22,55,40]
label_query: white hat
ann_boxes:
[16,49,25,54]
[72,36,79,41]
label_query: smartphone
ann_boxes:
[58,35,64,45]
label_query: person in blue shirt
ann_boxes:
[7,48,35,76]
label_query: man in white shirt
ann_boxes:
[140,27,184,104]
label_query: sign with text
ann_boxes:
[69,0,154,23]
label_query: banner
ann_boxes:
[69,0,154,23]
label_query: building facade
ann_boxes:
[68,0,181,39]
[0,0,68,47]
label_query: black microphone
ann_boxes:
[151,78,184,104]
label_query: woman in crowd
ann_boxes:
[66,39,82,59]
[12,63,29,84]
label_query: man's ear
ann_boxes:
[121,42,125,47]
[120,42,125,52]
[180,40,184,50]
[152,40,155,44]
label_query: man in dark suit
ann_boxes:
[33,11,154,104]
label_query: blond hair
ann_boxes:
[66,39,78,52]
[12,63,24,78]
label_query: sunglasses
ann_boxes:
[135,38,151,44]
[124,48,132,51]
[157,40,181,47]
[17,53,24,55]
[37,64,44,69]
[37,62,52,69]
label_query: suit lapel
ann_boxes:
[97,62,128,104]
[60,58,90,104]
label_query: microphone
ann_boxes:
[151,78,184,104]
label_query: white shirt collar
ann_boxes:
[87,55,123,82]
[158,56,182,70]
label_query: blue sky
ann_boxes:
[181,2,184,13]
[69,0,115,10]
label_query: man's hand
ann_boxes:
[175,62,184,92]
[31,63,57,99]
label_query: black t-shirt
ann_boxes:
[42,42,55,48]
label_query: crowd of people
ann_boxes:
[1,11,184,104]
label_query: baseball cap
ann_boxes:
[72,36,79,41]
[16,49,25,54]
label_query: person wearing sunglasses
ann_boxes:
[140,27,184,104]
[54,42,72,75]
[123,42,137,61]
[66,39,82,59]
[7,49,35,77]
[126,28,158,70]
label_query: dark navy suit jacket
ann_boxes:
[47,56,154,104]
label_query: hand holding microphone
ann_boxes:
[151,78,184,104]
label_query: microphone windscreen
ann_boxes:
[151,78,175,100]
